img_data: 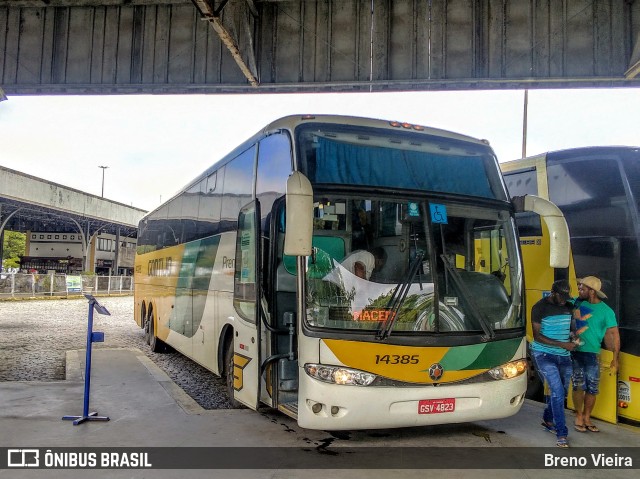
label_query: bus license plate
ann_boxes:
[418,398,455,414]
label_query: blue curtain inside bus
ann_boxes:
[313,137,494,198]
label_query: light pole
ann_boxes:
[98,166,109,197]
[521,89,529,159]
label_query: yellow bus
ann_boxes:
[134,114,568,430]
[502,146,640,426]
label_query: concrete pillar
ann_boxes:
[114,226,120,275]
[0,205,3,268]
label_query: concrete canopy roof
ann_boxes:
[0,165,146,240]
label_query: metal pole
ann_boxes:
[0,229,4,269]
[522,89,529,159]
[62,295,109,425]
[114,226,120,276]
[98,166,109,197]
[81,301,95,418]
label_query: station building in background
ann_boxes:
[20,231,136,276]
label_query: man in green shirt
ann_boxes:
[571,276,620,433]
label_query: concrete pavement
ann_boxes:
[0,347,638,478]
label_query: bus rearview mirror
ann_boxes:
[284,172,313,256]
[514,195,570,269]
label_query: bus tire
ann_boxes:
[143,315,151,345]
[224,342,243,409]
[140,304,147,330]
[149,314,166,353]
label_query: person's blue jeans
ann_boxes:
[531,350,572,438]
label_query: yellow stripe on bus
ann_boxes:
[322,339,486,384]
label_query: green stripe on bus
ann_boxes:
[438,338,521,370]
[170,236,221,338]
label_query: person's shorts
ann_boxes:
[571,351,600,395]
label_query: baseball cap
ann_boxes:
[578,276,608,299]
[551,279,571,301]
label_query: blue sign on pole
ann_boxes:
[430,203,448,224]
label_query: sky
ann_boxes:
[0,88,638,212]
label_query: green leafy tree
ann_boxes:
[2,231,26,269]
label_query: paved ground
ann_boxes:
[1,296,639,478]
[1,346,639,479]
[0,296,232,409]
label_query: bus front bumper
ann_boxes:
[296,371,526,430]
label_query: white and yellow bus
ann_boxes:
[134,114,568,430]
[502,146,640,426]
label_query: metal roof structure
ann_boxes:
[1,0,639,96]
[0,165,146,247]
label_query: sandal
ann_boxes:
[574,423,587,432]
[556,437,569,448]
[585,424,600,432]
[541,421,556,434]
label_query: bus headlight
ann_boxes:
[488,359,527,380]
[304,364,376,386]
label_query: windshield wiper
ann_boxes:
[376,251,424,340]
[439,254,495,340]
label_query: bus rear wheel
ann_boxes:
[148,314,166,353]
[143,317,151,345]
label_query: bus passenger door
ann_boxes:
[568,237,621,424]
[231,201,261,409]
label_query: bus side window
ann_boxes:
[221,146,256,233]
[504,169,538,198]
[256,133,292,216]
[197,171,222,239]
[548,159,633,237]
[514,212,542,237]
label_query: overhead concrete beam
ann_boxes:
[0,1,190,6]
[2,0,640,94]
[626,34,640,79]
[0,166,146,227]
[192,0,259,86]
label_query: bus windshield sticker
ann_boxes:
[430,204,448,224]
[407,202,420,217]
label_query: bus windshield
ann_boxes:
[302,197,522,335]
[296,123,507,201]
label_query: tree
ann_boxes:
[2,231,26,270]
